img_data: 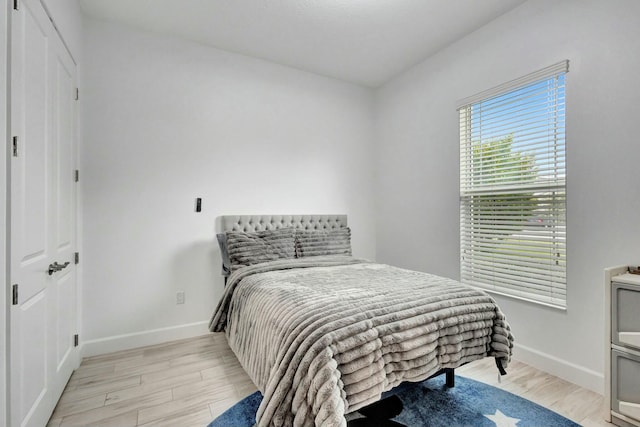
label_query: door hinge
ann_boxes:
[75,88,79,101]
[74,169,79,182]
[12,136,18,157]
[74,334,79,347]
[12,284,18,305]
[74,252,79,264]
[13,0,18,11]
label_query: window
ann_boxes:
[458,61,568,308]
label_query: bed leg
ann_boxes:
[445,368,455,388]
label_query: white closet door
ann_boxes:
[10,0,78,426]
[50,32,78,393]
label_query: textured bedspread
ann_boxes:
[209,256,513,427]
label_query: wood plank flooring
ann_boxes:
[48,334,612,426]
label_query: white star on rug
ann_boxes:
[484,409,521,427]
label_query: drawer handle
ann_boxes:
[619,332,640,349]
[619,401,640,420]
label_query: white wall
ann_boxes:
[81,18,376,353]
[375,0,640,392]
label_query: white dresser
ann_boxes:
[605,266,640,427]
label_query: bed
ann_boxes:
[209,215,513,427]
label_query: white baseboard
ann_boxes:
[513,342,604,394]
[79,321,211,358]
[78,324,604,395]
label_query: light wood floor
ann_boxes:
[47,334,611,426]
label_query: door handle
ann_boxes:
[48,261,70,276]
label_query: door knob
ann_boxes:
[48,261,70,276]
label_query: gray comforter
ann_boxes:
[209,256,513,427]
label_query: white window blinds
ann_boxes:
[458,60,568,309]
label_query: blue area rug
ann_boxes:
[209,375,579,427]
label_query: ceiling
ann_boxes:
[79,0,526,87]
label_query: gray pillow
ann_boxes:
[216,233,231,277]
[295,227,351,258]
[226,227,295,271]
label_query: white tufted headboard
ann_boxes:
[216,215,347,233]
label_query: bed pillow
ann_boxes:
[295,227,352,258]
[226,227,295,271]
[216,233,232,277]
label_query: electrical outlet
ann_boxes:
[176,291,185,304]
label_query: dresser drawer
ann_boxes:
[612,282,640,351]
[612,349,640,422]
